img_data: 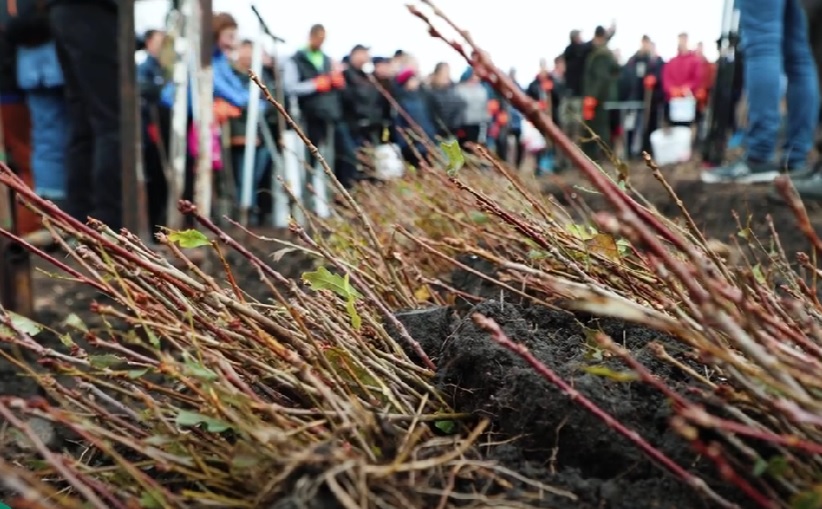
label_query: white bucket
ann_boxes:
[650,127,692,166]
[669,96,696,123]
[374,143,405,181]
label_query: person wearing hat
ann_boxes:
[341,44,383,148]
[393,67,437,166]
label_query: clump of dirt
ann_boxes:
[395,301,744,509]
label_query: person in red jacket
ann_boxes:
[661,33,704,127]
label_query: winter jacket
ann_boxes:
[564,41,594,97]
[427,83,464,136]
[340,66,382,130]
[160,49,256,115]
[661,51,704,100]
[393,88,437,150]
[282,48,342,122]
[618,52,664,104]
[583,45,620,103]
[526,72,561,121]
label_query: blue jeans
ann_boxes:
[741,0,819,168]
[26,90,68,199]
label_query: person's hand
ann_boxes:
[314,75,332,93]
[583,96,597,121]
[213,98,241,124]
[643,75,657,90]
[695,88,707,101]
[487,99,501,115]
[540,78,553,92]
[497,111,509,125]
[330,71,346,89]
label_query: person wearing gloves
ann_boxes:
[282,24,357,187]
[581,26,620,161]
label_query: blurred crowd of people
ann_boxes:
[1,0,821,248]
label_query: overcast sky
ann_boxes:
[136,0,727,79]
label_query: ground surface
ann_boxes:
[394,302,741,509]
[2,161,820,507]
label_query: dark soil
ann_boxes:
[395,301,743,509]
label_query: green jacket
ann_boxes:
[582,44,620,103]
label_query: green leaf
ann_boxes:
[175,410,231,433]
[582,365,638,382]
[344,297,362,330]
[126,368,149,379]
[754,455,789,477]
[0,312,43,337]
[753,458,768,477]
[440,139,464,176]
[752,264,766,285]
[567,224,597,241]
[139,490,164,509]
[302,267,362,300]
[791,490,822,509]
[89,355,125,369]
[302,268,363,330]
[468,211,489,224]
[58,333,76,348]
[63,313,88,332]
[182,357,219,382]
[167,229,210,249]
[434,420,457,434]
[145,329,161,349]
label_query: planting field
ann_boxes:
[2,160,820,508]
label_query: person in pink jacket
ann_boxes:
[661,33,704,127]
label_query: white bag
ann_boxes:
[521,121,547,153]
[669,96,696,123]
[374,143,405,181]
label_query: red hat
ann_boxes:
[396,67,416,86]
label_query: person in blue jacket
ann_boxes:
[160,12,257,114]
[393,67,437,167]
[157,12,265,216]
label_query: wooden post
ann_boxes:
[193,0,213,218]
[166,1,190,230]
[120,0,149,240]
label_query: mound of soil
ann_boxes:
[395,302,742,509]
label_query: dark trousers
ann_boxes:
[143,134,167,235]
[50,3,122,229]
[496,127,523,167]
[305,120,358,188]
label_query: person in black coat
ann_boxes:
[340,44,383,147]
[618,35,665,158]
[48,0,122,229]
